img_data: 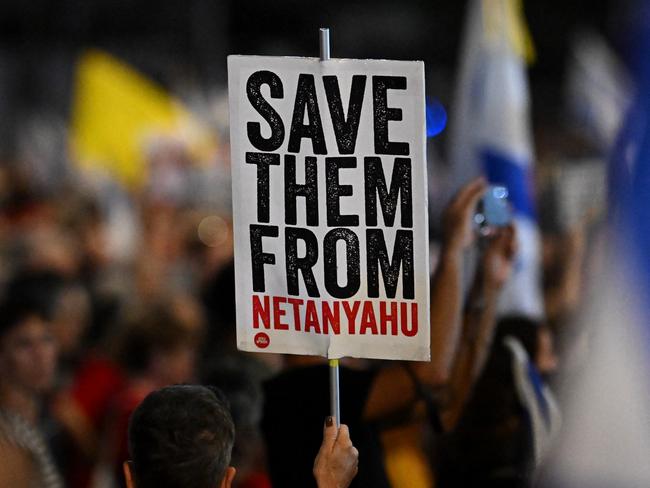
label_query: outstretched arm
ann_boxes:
[363,178,487,421]
[428,178,489,385]
[442,224,517,430]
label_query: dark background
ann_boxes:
[0,0,621,154]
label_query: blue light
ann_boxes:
[426,97,447,138]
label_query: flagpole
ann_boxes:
[320,26,341,428]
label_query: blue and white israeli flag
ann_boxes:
[449,0,543,317]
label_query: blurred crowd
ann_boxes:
[0,132,252,487]
[0,102,606,488]
[0,1,621,487]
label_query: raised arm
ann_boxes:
[442,224,517,430]
[428,178,488,384]
[363,178,486,420]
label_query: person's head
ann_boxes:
[0,272,60,394]
[117,302,201,385]
[124,385,236,488]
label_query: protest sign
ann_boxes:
[228,55,429,360]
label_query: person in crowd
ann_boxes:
[0,273,63,487]
[52,291,126,488]
[437,316,561,488]
[49,280,91,378]
[262,178,518,487]
[438,221,518,430]
[123,385,359,488]
[107,300,203,487]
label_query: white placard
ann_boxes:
[228,55,429,360]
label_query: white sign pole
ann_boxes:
[320,26,341,428]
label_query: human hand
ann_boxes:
[313,417,359,488]
[441,178,487,256]
[481,224,517,289]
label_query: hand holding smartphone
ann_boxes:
[474,185,512,236]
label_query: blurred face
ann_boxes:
[151,344,196,385]
[0,316,58,393]
[52,288,90,355]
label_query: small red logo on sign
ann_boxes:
[254,332,270,349]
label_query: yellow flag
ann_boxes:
[508,0,536,64]
[69,50,214,188]
[482,0,536,64]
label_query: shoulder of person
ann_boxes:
[0,440,36,488]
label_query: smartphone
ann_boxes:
[475,185,512,235]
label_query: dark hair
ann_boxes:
[0,269,65,340]
[128,384,235,488]
[493,315,541,361]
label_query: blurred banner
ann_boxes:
[69,50,214,188]
[542,1,650,485]
[449,0,543,318]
